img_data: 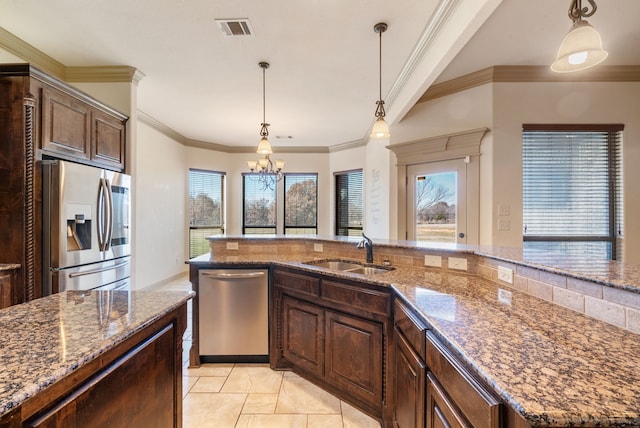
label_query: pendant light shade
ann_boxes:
[370,117,390,139]
[551,0,608,73]
[370,22,390,140]
[256,136,273,155]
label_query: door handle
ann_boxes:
[201,271,266,279]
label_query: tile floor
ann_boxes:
[151,275,382,428]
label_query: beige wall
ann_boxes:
[391,80,640,262]
[135,121,188,288]
[492,81,640,261]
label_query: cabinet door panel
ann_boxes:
[394,329,426,428]
[282,295,324,376]
[325,310,383,408]
[42,87,91,159]
[92,110,125,169]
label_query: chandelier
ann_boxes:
[551,0,608,73]
[247,61,284,189]
[370,22,390,140]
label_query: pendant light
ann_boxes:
[551,0,608,73]
[370,22,390,140]
[247,61,284,189]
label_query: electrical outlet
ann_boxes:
[498,218,510,231]
[498,288,513,305]
[424,255,442,267]
[226,242,239,250]
[448,257,467,271]
[314,243,323,252]
[498,266,513,284]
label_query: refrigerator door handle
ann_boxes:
[66,259,130,278]
[97,178,108,251]
[105,178,114,251]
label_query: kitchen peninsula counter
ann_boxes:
[190,235,640,427]
[0,288,194,426]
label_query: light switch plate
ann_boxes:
[498,203,510,216]
[424,255,442,267]
[226,242,239,250]
[448,257,467,271]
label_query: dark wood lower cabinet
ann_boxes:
[325,310,383,409]
[393,328,426,428]
[26,324,176,428]
[427,373,470,428]
[272,267,391,424]
[282,295,325,377]
[1,302,187,428]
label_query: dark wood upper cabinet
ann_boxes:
[0,63,128,305]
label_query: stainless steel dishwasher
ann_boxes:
[198,269,269,363]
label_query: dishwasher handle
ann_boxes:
[201,271,266,279]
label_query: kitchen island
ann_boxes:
[189,235,640,427]
[0,288,193,427]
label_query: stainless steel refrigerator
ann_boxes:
[42,160,132,295]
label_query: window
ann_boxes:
[284,173,318,235]
[243,174,277,234]
[335,169,363,236]
[522,124,623,260]
[189,169,225,258]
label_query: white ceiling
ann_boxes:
[1,0,638,150]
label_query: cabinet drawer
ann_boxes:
[321,279,390,316]
[426,373,470,428]
[426,332,501,428]
[274,270,320,297]
[394,299,427,357]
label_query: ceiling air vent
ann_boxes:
[215,19,254,36]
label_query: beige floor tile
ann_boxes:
[186,362,235,377]
[308,414,344,428]
[275,375,341,415]
[235,414,308,428]
[190,376,228,393]
[341,401,381,428]
[183,376,198,397]
[221,365,284,394]
[242,393,279,414]
[183,393,246,428]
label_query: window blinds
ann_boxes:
[188,169,225,257]
[522,124,623,260]
[335,170,363,236]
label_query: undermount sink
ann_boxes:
[305,259,394,275]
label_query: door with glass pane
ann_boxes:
[407,159,467,243]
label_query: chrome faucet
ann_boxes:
[356,233,374,264]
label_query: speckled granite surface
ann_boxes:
[0,289,194,417]
[191,249,640,427]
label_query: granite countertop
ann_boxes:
[0,289,194,417]
[191,250,640,427]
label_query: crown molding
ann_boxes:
[419,65,640,103]
[0,27,143,84]
[0,26,65,79]
[139,110,331,154]
[388,127,489,166]
[138,110,188,144]
[66,66,145,85]
[328,138,368,153]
